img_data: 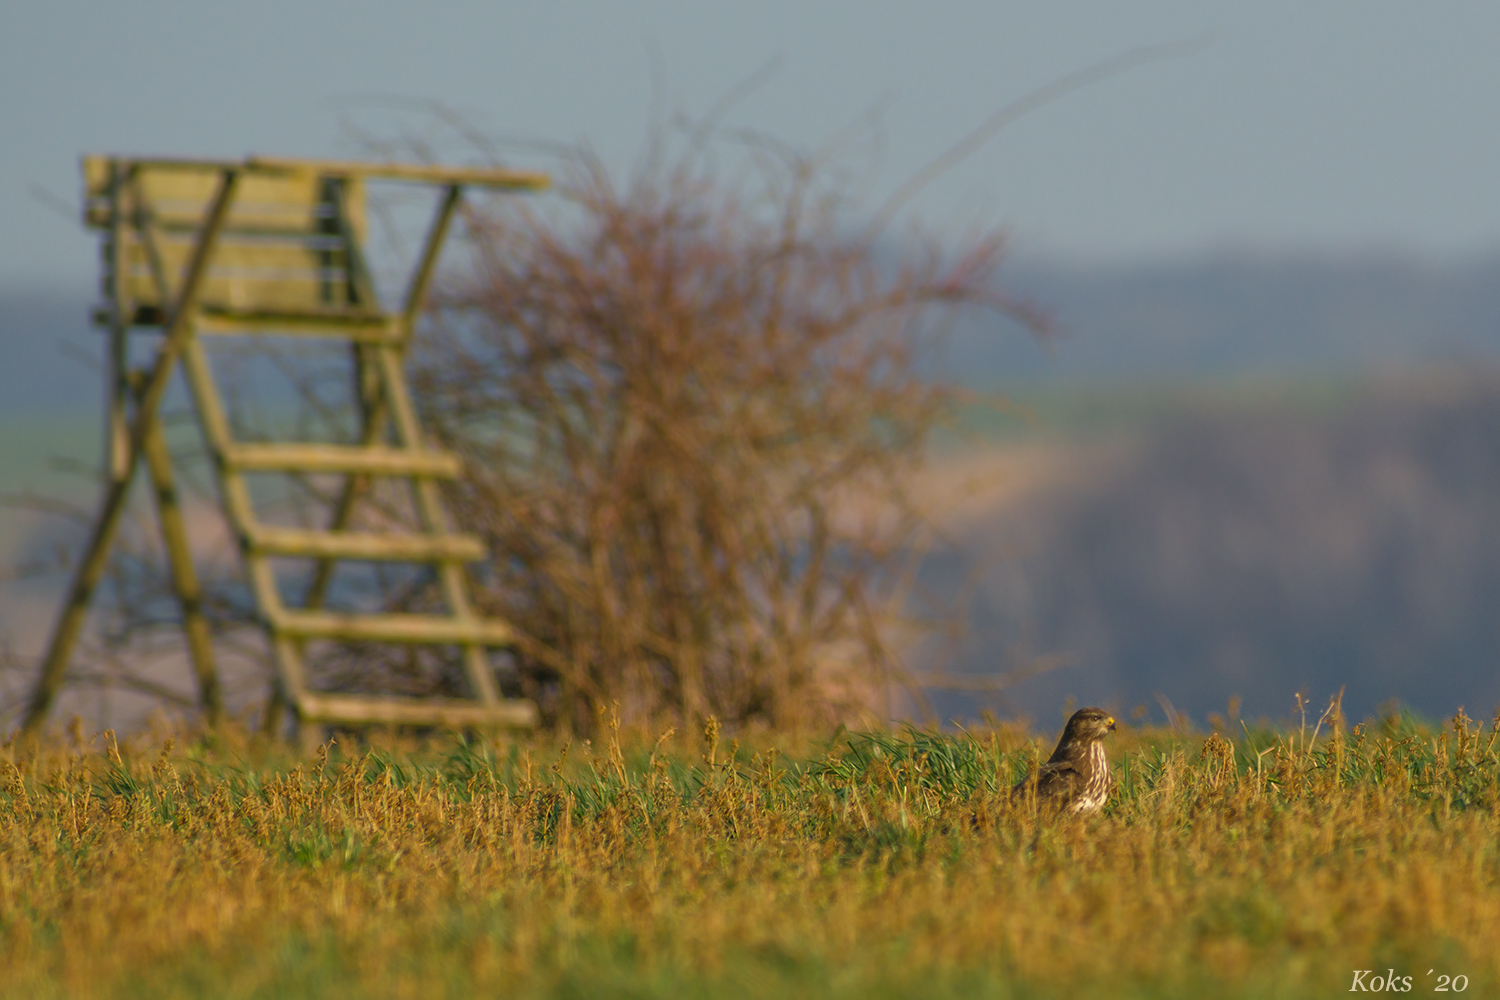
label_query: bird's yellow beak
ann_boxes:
[1107,717,1116,731]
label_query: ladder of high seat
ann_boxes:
[133,159,519,730]
[175,325,526,721]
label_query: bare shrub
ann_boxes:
[413,136,1040,731]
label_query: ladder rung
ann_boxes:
[297,693,538,729]
[224,443,464,477]
[194,307,400,341]
[270,610,514,645]
[246,526,487,562]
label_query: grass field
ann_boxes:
[2,709,1497,999]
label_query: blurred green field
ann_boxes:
[2,710,1496,999]
[942,370,1379,447]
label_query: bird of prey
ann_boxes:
[1011,707,1117,815]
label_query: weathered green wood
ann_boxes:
[265,634,305,739]
[141,413,222,723]
[244,526,486,562]
[222,442,464,477]
[299,692,537,728]
[23,168,241,736]
[85,156,547,220]
[193,309,399,341]
[402,184,462,336]
[104,160,133,484]
[108,238,363,315]
[321,177,380,310]
[269,609,514,645]
[85,157,364,230]
[85,157,368,317]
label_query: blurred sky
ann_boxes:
[4,1,1500,291]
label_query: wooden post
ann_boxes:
[104,160,134,484]
[139,401,223,723]
[402,185,462,338]
[22,168,240,736]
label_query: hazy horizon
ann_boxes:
[9,249,1500,421]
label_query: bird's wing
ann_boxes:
[1012,759,1082,800]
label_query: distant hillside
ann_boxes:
[949,251,1500,382]
[919,372,1500,727]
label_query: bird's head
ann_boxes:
[1063,707,1116,742]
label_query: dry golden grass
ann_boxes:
[2,709,1498,999]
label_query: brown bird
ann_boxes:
[1011,707,1117,815]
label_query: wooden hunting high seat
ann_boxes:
[22,155,549,737]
